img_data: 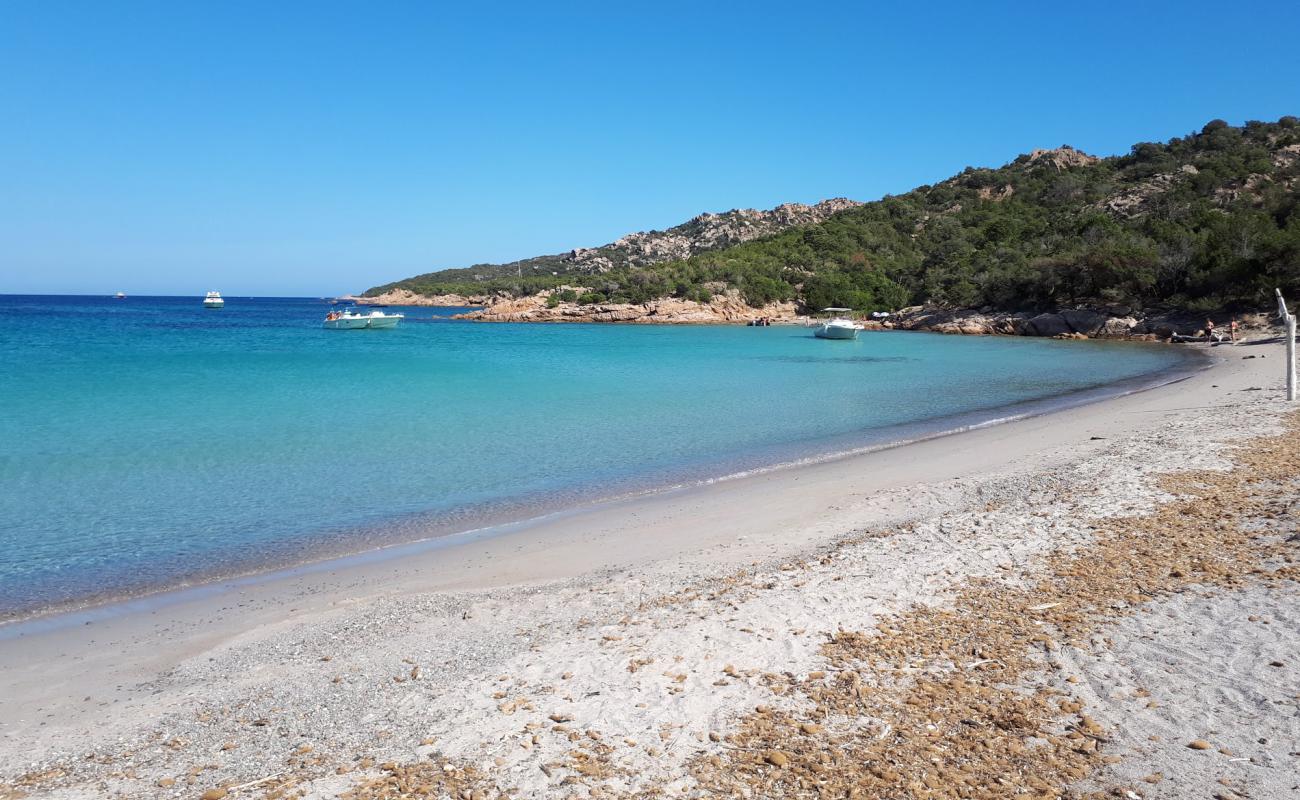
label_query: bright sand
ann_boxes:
[1,339,1296,799]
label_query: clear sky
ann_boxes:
[2,0,1298,296]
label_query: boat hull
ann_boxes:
[203,301,224,309]
[323,313,402,329]
[323,317,370,329]
[814,325,859,339]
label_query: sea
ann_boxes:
[0,294,1197,621]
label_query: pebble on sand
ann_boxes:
[763,751,790,767]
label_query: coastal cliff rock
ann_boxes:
[456,290,796,324]
[894,306,1271,341]
[1026,313,1072,337]
[1059,309,1109,336]
[1100,316,1140,337]
[459,296,1271,340]
[895,308,1135,339]
[889,308,1031,336]
[355,288,487,307]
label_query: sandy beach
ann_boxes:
[1,339,1296,800]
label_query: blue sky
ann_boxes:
[2,1,1298,296]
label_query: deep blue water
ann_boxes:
[0,294,1193,619]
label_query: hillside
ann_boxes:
[363,198,861,301]
[370,117,1300,314]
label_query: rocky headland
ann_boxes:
[349,288,488,307]
[454,289,796,324]
[361,119,1300,330]
[363,198,862,301]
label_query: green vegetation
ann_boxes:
[368,118,1300,312]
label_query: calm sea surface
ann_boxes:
[0,295,1194,619]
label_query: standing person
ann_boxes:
[1206,318,1216,342]
[1230,318,1239,343]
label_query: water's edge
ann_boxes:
[0,344,1211,637]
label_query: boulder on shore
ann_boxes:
[1097,317,1139,338]
[1060,309,1109,336]
[1026,313,1072,337]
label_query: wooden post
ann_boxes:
[1278,289,1296,402]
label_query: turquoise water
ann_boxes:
[0,295,1193,619]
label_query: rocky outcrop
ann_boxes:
[892,306,1271,341]
[1097,165,1199,218]
[455,290,796,324]
[1026,313,1073,337]
[1026,145,1100,171]
[558,198,862,274]
[976,184,1015,202]
[900,308,1136,339]
[1058,309,1109,336]
[355,289,488,307]
[888,307,1032,336]
[894,305,1237,340]
[1099,316,1141,337]
[1131,310,1248,339]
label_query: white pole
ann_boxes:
[1288,314,1297,403]
[1278,288,1296,402]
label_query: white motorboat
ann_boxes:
[114,291,126,300]
[813,308,862,340]
[203,291,225,309]
[323,309,404,330]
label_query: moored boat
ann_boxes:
[323,309,404,329]
[813,308,862,340]
[203,291,225,309]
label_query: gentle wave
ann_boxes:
[0,295,1200,624]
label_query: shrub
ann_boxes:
[686,286,713,303]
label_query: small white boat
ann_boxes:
[813,308,862,340]
[323,309,404,330]
[203,291,225,309]
[114,291,126,300]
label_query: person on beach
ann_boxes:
[1206,318,1216,342]
[1230,318,1239,343]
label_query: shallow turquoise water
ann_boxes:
[0,295,1193,618]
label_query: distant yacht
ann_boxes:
[813,308,862,340]
[323,309,403,329]
[113,291,126,300]
[203,291,225,309]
